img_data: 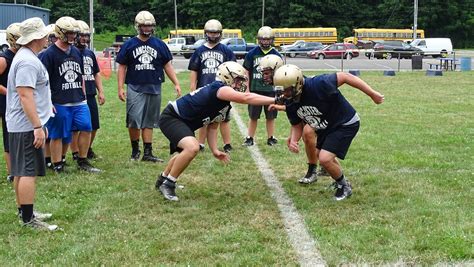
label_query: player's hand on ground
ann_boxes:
[213,150,230,164]
[175,85,182,98]
[287,140,299,153]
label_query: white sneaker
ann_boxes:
[18,211,53,221]
[23,218,58,231]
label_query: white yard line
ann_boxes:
[231,107,326,267]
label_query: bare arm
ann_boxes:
[94,73,105,105]
[245,69,251,93]
[216,86,274,106]
[336,72,384,104]
[17,86,45,149]
[189,70,198,91]
[0,58,7,95]
[164,61,182,97]
[117,64,127,102]
[287,122,304,153]
[207,122,230,163]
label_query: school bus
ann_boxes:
[272,27,338,47]
[168,29,242,40]
[344,28,425,45]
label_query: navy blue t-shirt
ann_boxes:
[173,81,231,131]
[116,36,172,93]
[0,49,15,114]
[39,45,85,104]
[243,47,281,93]
[286,74,357,131]
[80,48,100,95]
[188,43,236,88]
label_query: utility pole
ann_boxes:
[413,0,418,40]
[174,0,178,36]
[262,0,265,27]
[89,0,94,50]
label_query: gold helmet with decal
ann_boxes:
[217,61,248,92]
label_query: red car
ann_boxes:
[307,43,359,60]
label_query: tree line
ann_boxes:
[7,0,474,48]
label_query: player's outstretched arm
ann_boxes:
[216,86,275,106]
[336,72,384,104]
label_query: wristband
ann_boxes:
[34,126,42,129]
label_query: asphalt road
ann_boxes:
[169,52,473,72]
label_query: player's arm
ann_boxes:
[117,64,127,101]
[189,70,198,91]
[216,86,274,106]
[244,70,251,93]
[164,61,182,97]
[287,122,304,153]
[336,72,384,104]
[0,58,7,95]
[207,122,230,163]
[17,86,45,149]
[94,73,105,105]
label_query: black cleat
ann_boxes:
[159,180,179,201]
[131,150,141,161]
[223,144,233,153]
[267,136,278,146]
[334,182,352,201]
[242,136,254,146]
[78,159,101,173]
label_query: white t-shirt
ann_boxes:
[6,47,53,132]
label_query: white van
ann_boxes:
[410,38,453,58]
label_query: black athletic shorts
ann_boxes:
[247,91,277,120]
[159,104,195,154]
[316,121,360,160]
[1,115,8,152]
[9,131,46,177]
[87,94,100,130]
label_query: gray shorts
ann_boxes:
[126,88,161,129]
[9,131,46,177]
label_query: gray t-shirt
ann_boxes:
[6,47,53,132]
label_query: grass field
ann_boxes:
[0,70,472,265]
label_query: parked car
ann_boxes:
[182,39,206,59]
[280,40,305,51]
[409,38,453,58]
[166,36,196,55]
[0,30,9,52]
[372,40,424,59]
[220,38,257,59]
[307,43,359,59]
[282,42,323,58]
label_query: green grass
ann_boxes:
[0,71,472,265]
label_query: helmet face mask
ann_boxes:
[257,26,274,50]
[204,19,223,44]
[55,16,79,45]
[6,23,21,50]
[257,54,283,85]
[76,20,90,48]
[273,64,304,103]
[217,61,248,92]
[135,11,156,37]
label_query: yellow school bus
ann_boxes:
[168,29,242,40]
[272,27,338,47]
[345,28,425,44]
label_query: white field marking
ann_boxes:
[323,62,339,69]
[231,106,326,267]
[371,61,394,70]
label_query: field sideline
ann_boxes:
[0,71,472,265]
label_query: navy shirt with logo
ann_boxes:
[172,81,230,131]
[285,74,357,132]
[243,47,281,93]
[39,45,85,104]
[116,36,172,94]
[0,49,15,114]
[188,43,236,88]
[80,48,100,95]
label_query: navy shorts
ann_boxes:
[46,104,92,143]
[248,91,277,120]
[316,122,360,160]
[87,94,100,130]
[159,105,194,154]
